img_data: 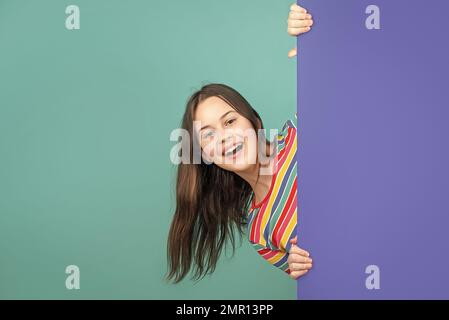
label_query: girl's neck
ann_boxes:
[236,157,275,205]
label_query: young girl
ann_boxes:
[166,3,314,283]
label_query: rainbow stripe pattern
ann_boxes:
[245,113,298,274]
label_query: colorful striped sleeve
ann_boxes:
[271,113,298,252]
[252,243,292,275]
[248,112,299,275]
[280,112,297,133]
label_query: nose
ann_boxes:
[220,130,234,146]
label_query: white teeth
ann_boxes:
[225,143,242,156]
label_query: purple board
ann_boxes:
[296,0,449,299]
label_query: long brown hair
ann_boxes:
[165,83,269,283]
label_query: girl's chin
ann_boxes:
[218,162,255,173]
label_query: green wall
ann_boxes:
[0,0,297,299]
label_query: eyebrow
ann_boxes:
[200,110,235,131]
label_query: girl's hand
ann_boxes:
[287,3,314,58]
[287,236,313,280]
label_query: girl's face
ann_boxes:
[194,96,258,173]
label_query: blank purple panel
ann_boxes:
[296,0,449,299]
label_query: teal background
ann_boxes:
[0,0,297,299]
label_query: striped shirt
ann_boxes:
[245,113,298,274]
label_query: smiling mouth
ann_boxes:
[224,142,244,157]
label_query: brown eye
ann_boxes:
[225,118,236,127]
